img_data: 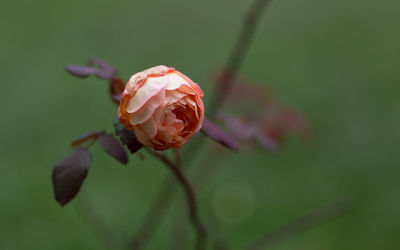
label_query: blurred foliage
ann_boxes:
[1,0,400,249]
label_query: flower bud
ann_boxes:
[118,65,204,150]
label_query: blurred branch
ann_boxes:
[183,0,273,170]
[171,150,231,250]
[75,191,121,250]
[129,181,175,249]
[208,0,273,115]
[169,207,190,250]
[146,149,207,250]
[129,0,273,248]
[246,196,353,250]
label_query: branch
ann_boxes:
[169,150,229,250]
[146,149,207,250]
[208,0,273,115]
[246,196,353,250]
[129,180,175,249]
[75,191,121,250]
[183,0,273,171]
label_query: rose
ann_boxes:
[118,65,204,150]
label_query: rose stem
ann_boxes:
[174,148,182,167]
[245,196,353,250]
[208,0,274,116]
[145,148,206,250]
[130,0,273,248]
[75,190,121,250]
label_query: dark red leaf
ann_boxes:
[66,58,116,80]
[52,148,92,206]
[110,78,125,104]
[201,119,239,150]
[87,58,116,73]
[65,65,100,78]
[71,131,103,148]
[98,134,128,165]
[93,70,114,79]
[114,118,143,154]
[87,58,117,79]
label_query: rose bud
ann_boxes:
[118,65,204,150]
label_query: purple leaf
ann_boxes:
[52,148,91,206]
[65,65,100,78]
[114,118,143,154]
[87,58,117,79]
[65,58,116,80]
[71,131,102,148]
[201,119,239,150]
[93,70,114,79]
[87,58,116,73]
[98,134,128,165]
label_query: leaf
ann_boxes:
[98,133,128,165]
[201,119,239,151]
[87,58,117,79]
[114,118,143,154]
[65,58,116,80]
[52,148,92,206]
[110,78,125,104]
[65,65,100,78]
[87,58,116,74]
[71,131,102,148]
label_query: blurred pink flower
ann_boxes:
[213,70,309,152]
[219,106,308,152]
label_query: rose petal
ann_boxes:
[165,90,186,105]
[128,89,166,125]
[138,117,158,138]
[173,70,204,97]
[185,96,199,120]
[177,84,196,95]
[163,110,177,125]
[126,75,168,113]
[157,126,174,142]
[173,120,184,132]
[152,106,165,124]
[193,95,204,115]
[133,126,153,148]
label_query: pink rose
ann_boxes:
[118,65,204,150]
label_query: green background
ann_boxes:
[1,0,399,249]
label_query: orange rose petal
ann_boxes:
[173,70,204,97]
[185,96,200,120]
[128,89,165,125]
[133,126,152,148]
[125,76,168,113]
[138,117,158,138]
[157,126,173,143]
[165,90,186,105]
[166,73,192,90]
